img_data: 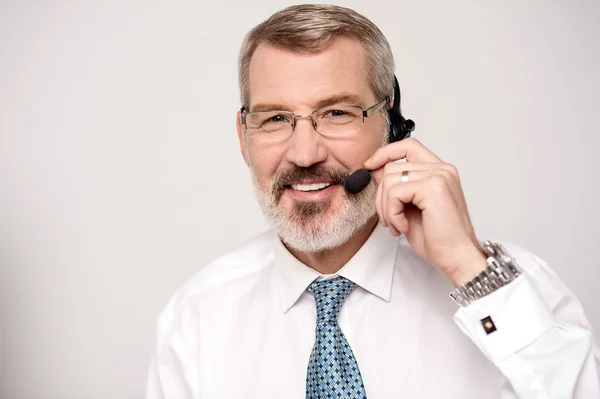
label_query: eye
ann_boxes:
[325,109,347,117]
[267,114,288,123]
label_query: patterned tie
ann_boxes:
[305,276,367,399]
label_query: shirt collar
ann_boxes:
[274,223,400,313]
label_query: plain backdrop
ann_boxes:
[1,0,599,398]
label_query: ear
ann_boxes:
[388,99,403,117]
[388,99,395,111]
[236,111,250,166]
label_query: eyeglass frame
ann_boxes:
[238,96,391,135]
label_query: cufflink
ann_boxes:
[480,316,497,335]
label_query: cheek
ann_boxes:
[331,117,387,169]
[327,133,384,171]
[247,143,285,186]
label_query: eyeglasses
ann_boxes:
[239,97,390,141]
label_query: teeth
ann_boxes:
[291,182,332,192]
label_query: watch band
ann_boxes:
[450,241,522,307]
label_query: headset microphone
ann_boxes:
[344,75,415,195]
[344,169,372,194]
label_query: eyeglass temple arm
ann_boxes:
[239,106,247,124]
[363,97,391,118]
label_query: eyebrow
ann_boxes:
[250,93,363,113]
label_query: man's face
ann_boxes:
[237,36,387,252]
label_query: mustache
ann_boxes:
[271,165,350,201]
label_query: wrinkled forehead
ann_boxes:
[247,37,375,113]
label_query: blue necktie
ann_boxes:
[306,276,367,399]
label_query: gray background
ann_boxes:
[1,0,599,398]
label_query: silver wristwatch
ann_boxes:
[449,241,522,307]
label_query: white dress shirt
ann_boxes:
[146,224,600,398]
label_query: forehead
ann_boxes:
[247,36,373,111]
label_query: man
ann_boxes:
[146,4,600,398]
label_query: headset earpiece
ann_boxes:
[387,75,415,143]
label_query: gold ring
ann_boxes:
[401,170,409,183]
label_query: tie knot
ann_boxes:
[308,277,356,324]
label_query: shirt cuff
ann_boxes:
[453,273,556,361]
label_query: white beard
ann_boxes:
[250,167,378,253]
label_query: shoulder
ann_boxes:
[157,229,277,323]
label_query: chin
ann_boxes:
[274,198,375,254]
[282,197,335,221]
[253,174,378,253]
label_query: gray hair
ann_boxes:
[237,4,396,121]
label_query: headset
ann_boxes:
[387,75,415,143]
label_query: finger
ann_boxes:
[381,172,390,228]
[379,169,433,228]
[386,172,455,215]
[388,206,410,235]
[380,167,464,213]
[380,170,397,228]
[375,172,386,227]
[389,223,402,237]
[385,179,427,234]
[372,161,456,184]
[378,167,462,234]
[383,162,458,178]
[364,137,442,171]
[386,188,410,235]
[380,169,431,231]
[380,174,404,234]
[383,172,457,234]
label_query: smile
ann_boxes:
[290,182,333,192]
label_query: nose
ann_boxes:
[284,116,327,168]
